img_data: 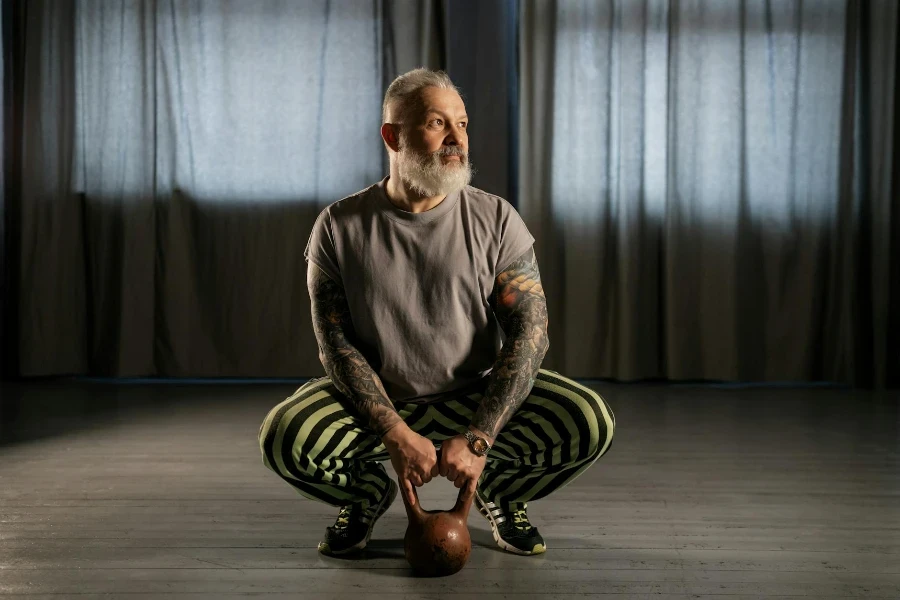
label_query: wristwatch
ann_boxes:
[464,430,491,456]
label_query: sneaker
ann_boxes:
[317,479,398,556]
[475,491,547,555]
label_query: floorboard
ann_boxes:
[1,380,897,598]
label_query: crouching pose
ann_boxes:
[258,68,615,557]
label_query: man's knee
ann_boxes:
[580,388,614,460]
[257,400,314,475]
[258,380,337,468]
[258,404,285,471]
[536,370,614,462]
[258,409,273,447]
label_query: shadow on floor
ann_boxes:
[0,377,309,447]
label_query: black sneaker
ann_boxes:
[475,491,547,555]
[317,479,398,556]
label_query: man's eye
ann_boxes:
[460,122,468,129]
[431,119,443,127]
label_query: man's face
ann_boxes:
[394,87,473,197]
[404,87,469,157]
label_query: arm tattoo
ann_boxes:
[307,263,402,437]
[472,248,550,440]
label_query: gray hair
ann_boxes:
[382,68,460,125]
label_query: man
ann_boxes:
[258,69,615,557]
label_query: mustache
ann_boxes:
[434,147,467,158]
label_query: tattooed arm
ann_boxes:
[307,262,403,437]
[470,248,550,442]
[308,261,439,498]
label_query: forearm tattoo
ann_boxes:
[472,248,550,439]
[308,264,402,437]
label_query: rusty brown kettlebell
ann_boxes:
[401,481,474,577]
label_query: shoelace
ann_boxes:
[335,502,380,530]
[334,506,353,530]
[511,508,532,531]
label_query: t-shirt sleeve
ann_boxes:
[494,201,536,276]
[304,209,343,286]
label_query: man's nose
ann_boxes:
[444,126,465,146]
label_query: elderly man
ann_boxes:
[258,69,615,557]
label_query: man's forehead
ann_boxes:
[387,88,466,122]
[418,88,467,116]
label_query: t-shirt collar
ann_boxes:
[374,176,461,225]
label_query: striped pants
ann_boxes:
[258,369,615,510]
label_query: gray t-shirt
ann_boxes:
[304,177,535,402]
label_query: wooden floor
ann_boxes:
[0,379,898,599]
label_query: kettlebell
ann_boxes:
[401,481,474,576]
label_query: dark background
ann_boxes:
[2,0,898,388]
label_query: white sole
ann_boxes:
[474,491,546,556]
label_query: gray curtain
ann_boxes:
[0,0,7,378]
[9,0,896,387]
[12,0,441,377]
[519,0,899,387]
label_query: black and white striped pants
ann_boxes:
[258,369,615,510]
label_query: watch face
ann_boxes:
[473,438,489,454]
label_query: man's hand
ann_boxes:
[439,431,488,496]
[382,423,439,507]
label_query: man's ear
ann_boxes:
[381,123,401,153]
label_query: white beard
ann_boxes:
[395,141,474,198]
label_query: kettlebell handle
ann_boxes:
[400,448,475,520]
[452,485,475,518]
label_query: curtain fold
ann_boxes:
[0,0,18,379]
[855,0,899,387]
[519,0,898,386]
[17,0,86,375]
